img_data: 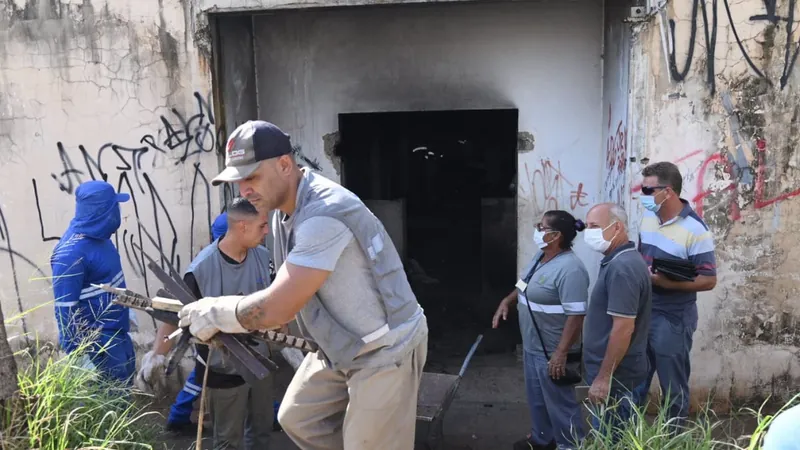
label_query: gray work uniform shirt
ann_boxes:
[516,250,589,355]
[583,242,652,389]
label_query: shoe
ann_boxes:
[512,437,557,450]
[165,421,197,437]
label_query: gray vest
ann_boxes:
[272,168,419,369]
[186,241,273,376]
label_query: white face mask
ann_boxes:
[584,222,618,253]
[533,230,549,249]
[533,230,558,249]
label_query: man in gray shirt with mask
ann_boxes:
[582,203,651,439]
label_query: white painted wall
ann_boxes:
[0,0,221,366]
[250,0,605,278]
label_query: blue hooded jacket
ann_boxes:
[211,212,228,241]
[51,181,131,353]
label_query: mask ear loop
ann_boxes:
[543,231,561,247]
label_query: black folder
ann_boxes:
[652,258,697,282]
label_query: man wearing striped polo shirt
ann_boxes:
[634,161,717,428]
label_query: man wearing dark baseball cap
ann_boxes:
[211,121,293,186]
[181,120,429,449]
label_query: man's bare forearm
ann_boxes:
[555,315,584,355]
[658,274,716,292]
[153,323,178,355]
[596,317,635,383]
[235,262,332,331]
[235,288,288,331]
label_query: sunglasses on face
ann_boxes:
[641,185,669,196]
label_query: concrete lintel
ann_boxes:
[200,0,540,14]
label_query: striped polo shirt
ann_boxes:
[638,199,717,315]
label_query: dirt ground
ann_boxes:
[150,351,765,450]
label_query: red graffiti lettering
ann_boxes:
[692,153,739,221]
[570,182,588,210]
[650,140,800,221]
[753,139,800,208]
[524,159,585,213]
[631,149,705,194]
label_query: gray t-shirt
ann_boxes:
[584,242,652,389]
[286,215,427,370]
[516,250,589,355]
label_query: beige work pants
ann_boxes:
[278,337,428,450]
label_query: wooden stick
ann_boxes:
[196,349,212,450]
[150,296,184,313]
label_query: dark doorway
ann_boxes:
[337,109,519,365]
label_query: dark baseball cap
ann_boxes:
[211,120,292,186]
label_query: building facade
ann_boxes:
[0,0,797,407]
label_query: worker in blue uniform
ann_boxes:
[51,180,135,384]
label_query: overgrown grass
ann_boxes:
[580,392,800,449]
[1,336,159,450]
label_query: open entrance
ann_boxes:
[337,109,519,367]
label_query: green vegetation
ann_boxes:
[1,337,158,450]
[581,392,800,449]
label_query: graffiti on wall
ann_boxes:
[521,159,588,218]
[667,0,800,93]
[632,139,800,226]
[292,145,322,171]
[27,91,225,308]
[603,105,628,205]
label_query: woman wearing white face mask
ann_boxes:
[492,211,590,450]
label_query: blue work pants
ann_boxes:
[87,330,135,385]
[168,368,201,425]
[523,351,584,449]
[633,308,697,430]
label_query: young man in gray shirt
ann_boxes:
[582,203,652,437]
[141,198,275,449]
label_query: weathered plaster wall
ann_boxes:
[601,0,632,207]
[629,0,800,407]
[249,0,605,280]
[0,0,222,358]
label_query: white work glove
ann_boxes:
[135,350,166,394]
[177,296,249,342]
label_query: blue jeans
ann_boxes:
[632,309,697,428]
[763,403,800,450]
[523,351,585,449]
[168,368,201,425]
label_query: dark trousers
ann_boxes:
[584,367,639,444]
[208,375,274,450]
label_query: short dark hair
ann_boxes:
[642,161,683,195]
[543,210,586,250]
[227,197,258,221]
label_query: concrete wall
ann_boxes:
[249,0,605,281]
[629,0,800,407]
[601,0,632,208]
[0,0,222,356]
